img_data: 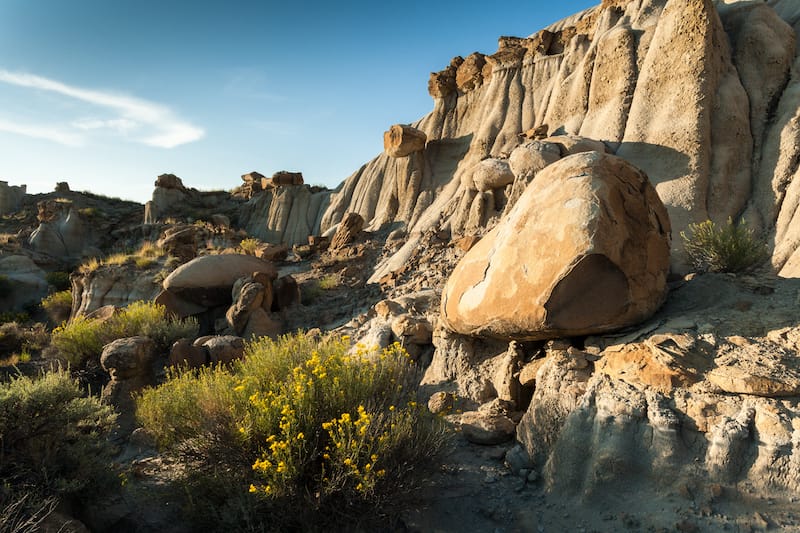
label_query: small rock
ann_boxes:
[460,410,516,445]
[428,391,455,414]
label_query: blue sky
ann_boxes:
[0,1,597,203]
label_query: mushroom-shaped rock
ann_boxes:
[163,254,277,308]
[441,151,671,341]
[471,158,515,192]
[383,124,427,158]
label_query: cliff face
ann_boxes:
[318,0,800,277]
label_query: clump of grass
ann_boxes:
[136,334,449,531]
[318,274,339,290]
[41,290,72,324]
[51,301,198,367]
[0,370,117,507]
[139,242,163,257]
[681,218,769,273]
[77,257,102,274]
[300,275,339,305]
[78,206,101,219]
[134,257,157,269]
[239,237,261,256]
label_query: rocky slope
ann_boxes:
[312,0,800,279]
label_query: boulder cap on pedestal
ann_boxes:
[163,254,277,308]
[383,124,427,158]
[441,151,671,341]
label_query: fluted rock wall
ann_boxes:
[316,0,800,277]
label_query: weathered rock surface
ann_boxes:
[0,255,48,310]
[470,158,514,192]
[442,151,671,341]
[319,0,800,281]
[510,273,800,499]
[0,181,26,215]
[329,212,364,252]
[239,184,332,246]
[100,336,156,433]
[73,266,161,318]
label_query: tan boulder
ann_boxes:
[163,254,277,307]
[455,52,486,93]
[266,171,304,187]
[200,335,246,365]
[383,124,427,158]
[471,158,514,192]
[441,151,671,341]
[460,410,516,445]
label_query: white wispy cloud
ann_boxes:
[0,118,83,146]
[0,69,204,148]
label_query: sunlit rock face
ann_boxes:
[441,151,671,341]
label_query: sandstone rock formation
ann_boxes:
[384,124,427,158]
[72,266,161,318]
[0,255,48,310]
[442,152,671,340]
[162,254,277,308]
[0,181,26,215]
[328,212,364,252]
[314,0,800,279]
[100,336,156,433]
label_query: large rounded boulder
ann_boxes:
[441,151,671,341]
[163,254,277,307]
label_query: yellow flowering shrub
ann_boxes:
[136,334,449,531]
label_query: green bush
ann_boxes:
[51,301,198,367]
[41,290,72,324]
[45,271,71,291]
[0,312,28,325]
[680,218,769,273]
[0,371,117,507]
[137,334,449,531]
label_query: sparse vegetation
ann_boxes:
[41,290,73,324]
[45,271,71,291]
[0,370,117,518]
[78,206,101,219]
[681,218,769,273]
[136,334,449,531]
[300,275,339,305]
[76,242,167,274]
[51,301,198,367]
[239,237,261,255]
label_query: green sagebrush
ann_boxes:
[680,218,768,273]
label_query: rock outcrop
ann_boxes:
[442,152,671,341]
[314,0,800,279]
[161,254,277,309]
[0,181,26,215]
[0,255,48,310]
